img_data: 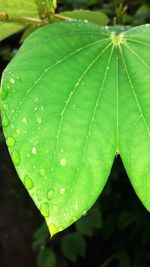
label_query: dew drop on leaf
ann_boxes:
[40,202,50,217]
[2,114,10,128]
[10,78,15,84]
[32,147,37,154]
[24,175,34,190]
[6,136,16,147]
[11,150,21,166]
[83,211,87,216]
[47,189,54,200]
[60,188,65,194]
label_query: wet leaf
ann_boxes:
[1,21,150,236]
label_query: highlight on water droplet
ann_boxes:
[60,188,65,194]
[40,202,50,217]
[32,146,37,154]
[47,189,54,200]
[60,158,67,166]
[6,136,16,147]
[37,117,42,124]
[74,203,79,210]
[2,114,10,128]
[10,78,15,84]
[24,175,34,190]
[40,168,45,176]
[22,117,27,123]
[11,150,21,166]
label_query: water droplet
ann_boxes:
[35,96,39,103]
[2,114,10,128]
[37,117,42,124]
[11,150,21,166]
[83,211,87,216]
[40,168,45,176]
[6,136,16,147]
[32,147,37,154]
[60,188,65,194]
[60,158,66,166]
[74,204,79,209]
[10,78,15,84]
[2,103,9,111]
[1,88,8,100]
[24,175,33,190]
[47,189,53,200]
[40,106,45,112]
[40,202,50,217]
[22,117,27,123]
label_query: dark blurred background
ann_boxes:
[1,1,150,267]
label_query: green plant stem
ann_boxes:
[54,13,73,21]
[0,12,45,26]
[0,12,73,27]
[99,256,114,267]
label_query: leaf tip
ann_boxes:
[48,222,63,238]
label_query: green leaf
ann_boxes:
[33,222,49,249]
[1,21,150,236]
[0,0,49,41]
[61,232,86,262]
[0,0,39,41]
[59,10,109,25]
[0,21,25,42]
[0,0,40,17]
[37,248,56,267]
[75,207,102,236]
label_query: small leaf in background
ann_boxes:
[0,0,57,41]
[0,0,39,17]
[134,4,150,25]
[114,251,131,267]
[33,222,49,249]
[75,207,102,236]
[117,211,134,231]
[61,232,86,262]
[37,248,56,267]
[0,0,39,41]
[0,22,25,42]
[59,10,109,25]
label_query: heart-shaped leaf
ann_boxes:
[1,21,150,236]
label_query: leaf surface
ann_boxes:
[0,22,25,42]
[1,22,150,236]
[59,10,109,25]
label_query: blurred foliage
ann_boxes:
[0,0,150,267]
